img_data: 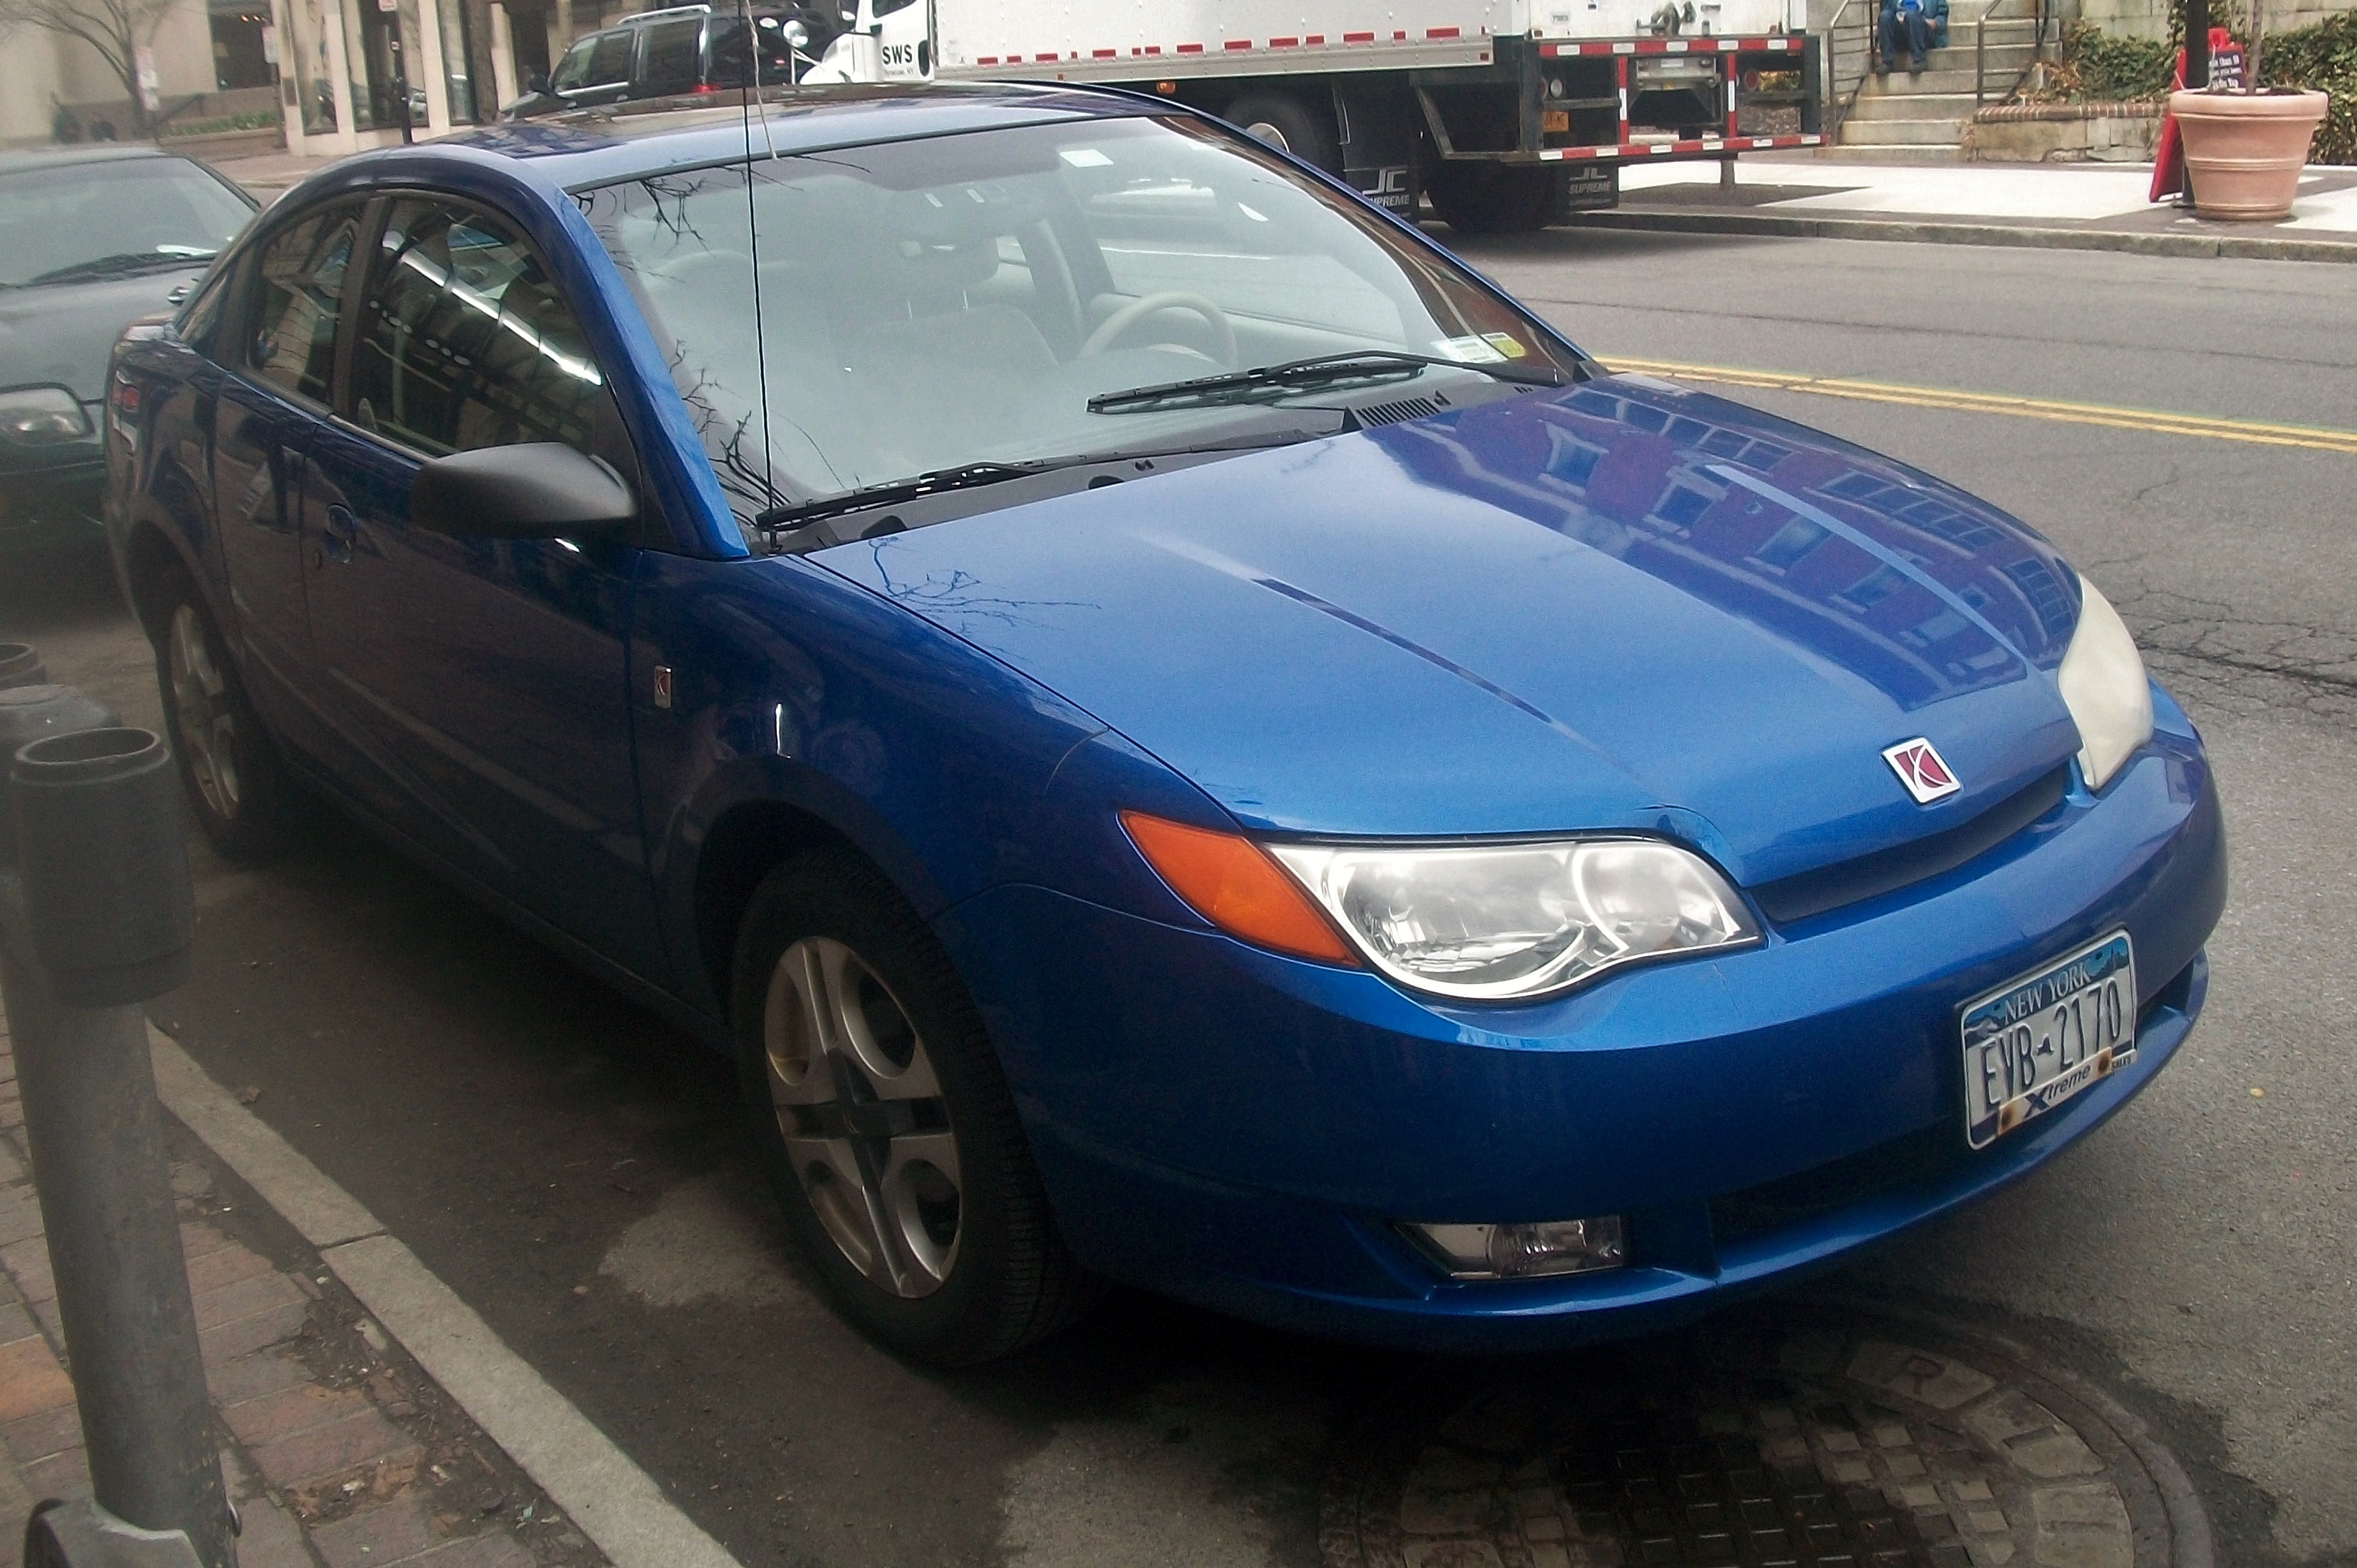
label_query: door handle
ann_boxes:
[321,504,357,565]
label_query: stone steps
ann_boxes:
[1842,114,1987,143]
[1836,17,2048,149]
[1848,89,1984,120]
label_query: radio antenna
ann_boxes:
[739,0,780,526]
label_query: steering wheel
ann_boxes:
[1080,292,1238,366]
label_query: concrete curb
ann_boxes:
[1562,207,2357,262]
[148,1029,745,1568]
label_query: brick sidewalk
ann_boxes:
[0,1011,605,1568]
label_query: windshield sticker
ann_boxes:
[1059,148,1114,167]
[1433,335,1509,364]
[1481,333,1530,360]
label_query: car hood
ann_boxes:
[0,270,195,403]
[820,374,2087,887]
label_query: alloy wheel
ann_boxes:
[168,604,240,821]
[763,936,963,1297]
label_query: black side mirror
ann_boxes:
[528,71,550,92]
[411,443,636,539]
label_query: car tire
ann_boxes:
[730,846,1096,1365]
[147,567,302,862]
[1224,90,1343,176]
[1425,162,1562,235]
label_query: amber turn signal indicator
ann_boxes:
[1119,811,1357,965]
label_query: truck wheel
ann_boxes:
[1426,163,1562,235]
[730,845,1099,1365]
[1223,90,1341,176]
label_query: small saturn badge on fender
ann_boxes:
[1883,737,1960,804]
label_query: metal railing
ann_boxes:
[1821,0,1876,138]
[1974,0,2051,104]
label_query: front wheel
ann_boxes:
[148,569,302,861]
[730,847,1096,1364]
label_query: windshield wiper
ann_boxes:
[24,250,215,287]
[752,461,1053,541]
[1086,350,1569,415]
[750,427,1337,549]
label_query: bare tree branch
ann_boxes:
[0,0,184,133]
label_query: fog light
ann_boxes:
[1400,1216,1626,1280]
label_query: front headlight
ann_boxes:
[1268,838,1758,1001]
[0,386,94,446]
[2055,575,2153,793]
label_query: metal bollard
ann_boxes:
[0,644,46,690]
[0,679,230,1568]
[0,688,117,870]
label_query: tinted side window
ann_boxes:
[638,18,702,94]
[177,263,235,351]
[349,199,608,458]
[585,30,634,86]
[549,37,598,90]
[706,17,750,88]
[248,206,361,404]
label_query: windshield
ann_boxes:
[582,114,1581,539]
[0,158,253,287]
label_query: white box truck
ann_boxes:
[808,0,1823,231]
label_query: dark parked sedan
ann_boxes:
[1,147,256,556]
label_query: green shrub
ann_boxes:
[2060,20,2175,99]
[2258,9,2357,163]
[160,111,280,138]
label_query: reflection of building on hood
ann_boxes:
[1379,382,2074,713]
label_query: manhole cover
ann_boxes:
[1321,1305,2206,1568]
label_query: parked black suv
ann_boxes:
[505,4,842,117]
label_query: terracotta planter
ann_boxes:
[2170,88,2330,220]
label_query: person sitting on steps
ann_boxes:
[1876,0,1948,74]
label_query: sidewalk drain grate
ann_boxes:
[1320,1302,2204,1568]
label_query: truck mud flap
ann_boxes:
[1565,163,1618,212]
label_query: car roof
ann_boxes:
[316,82,1154,196]
[0,144,204,178]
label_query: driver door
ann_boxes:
[294,194,662,976]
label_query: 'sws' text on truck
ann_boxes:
[808,0,1824,232]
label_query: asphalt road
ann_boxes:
[6,230,2353,1568]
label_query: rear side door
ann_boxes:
[631,15,703,98]
[296,195,662,976]
[209,199,366,744]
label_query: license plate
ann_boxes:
[1960,932,2136,1150]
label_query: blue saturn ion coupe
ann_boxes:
[105,85,2225,1365]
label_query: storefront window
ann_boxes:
[438,0,477,121]
[287,0,341,132]
[341,0,389,130]
[209,1,275,89]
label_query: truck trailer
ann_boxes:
[806,0,1824,231]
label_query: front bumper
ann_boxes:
[942,690,2226,1350]
[0,448,107,555]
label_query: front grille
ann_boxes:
[1710,954,2199,1249]
[1708,1123,1970,1248]
[1752,765,2070,926]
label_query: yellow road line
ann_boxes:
[1605,356,2357,456]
